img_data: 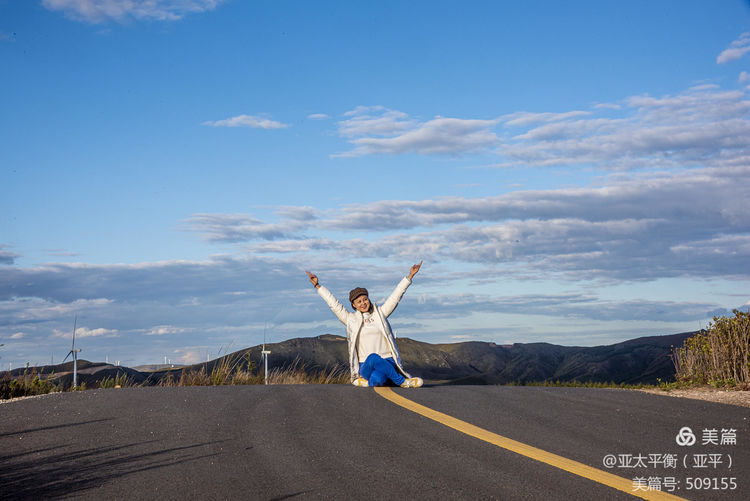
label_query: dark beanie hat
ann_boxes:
[349,287,369,304]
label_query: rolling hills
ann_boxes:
[7,331,694,389]
[148,331,693,386]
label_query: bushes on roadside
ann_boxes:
[672,310,750,388]
[0,369,58,400]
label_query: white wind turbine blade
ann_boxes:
[61,315,77,364]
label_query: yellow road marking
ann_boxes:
[374,386,686,501]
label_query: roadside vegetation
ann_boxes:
[266,359,349,384]
[156,355,348,386]
[671,309,750,389]
[157,353,262,386]
[0,368,57,400]
[2,352,349,400]
[6,311,747,400]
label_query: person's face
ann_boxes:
[352,295,371,313]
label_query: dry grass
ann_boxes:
[158,353,349,386]
[267,359,349,385]
[98,372,133,389]
[2,351,349,400]
[158,352,263,387]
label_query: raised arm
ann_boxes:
[306,270,320,289]
[408,260,422,280]
[380,261,422,318]
[306,271,348,324]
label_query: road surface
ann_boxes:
[1,385,748,500]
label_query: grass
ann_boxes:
[98,372,133,389]
[157,352,262,387]
[266,359,349,385]
[157,354,349,387]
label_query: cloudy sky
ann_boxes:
[2,0,749,368]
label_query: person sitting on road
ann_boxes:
[306,262,424,388]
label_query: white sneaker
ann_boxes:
[352,377,369,387]
[400,377,423,388]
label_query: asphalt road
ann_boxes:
[1,385,748,500]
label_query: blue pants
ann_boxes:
[359,353,405,387]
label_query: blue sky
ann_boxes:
[2,0,750,368]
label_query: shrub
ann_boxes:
[0,369,58,399]
[672,310,750,388]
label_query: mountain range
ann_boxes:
[209,331,693,385]
[12,331,694,389]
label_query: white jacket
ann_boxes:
[317,277,412,382]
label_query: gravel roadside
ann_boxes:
[639,386,750,408]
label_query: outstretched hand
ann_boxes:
[306,270,319,288]
[408,260,423,280]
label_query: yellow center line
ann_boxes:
[374,386,687,501]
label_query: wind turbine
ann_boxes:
[62,316,82,389]
[261,322,271,385]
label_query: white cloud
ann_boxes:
[183,212,312,242]
[10,332,24,339]
[334,106,500,157]
[717,32,750,64]
[0,243,740,366]
[147,325,192,336]
[173,347,206,364]
[593,103,622,110]
[671,234,750,257]
[229,163,750,282]
[0,254,729,341]
[275,206,319,222]
[202,114,289,129]
[411,293,722,322]
[54,326,118,338]
[0,254,338,365]
[497,85,750,169]
[0,297,114,322]
[501,110,592,127]
[333,84,750,165]
[42,0,224,24]
[307,113,330,120]
[338,106,417,137]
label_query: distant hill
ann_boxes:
[7,332,694,389]
[396,331,693,385]
[8,360,149,389]
[150,331,694,386]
